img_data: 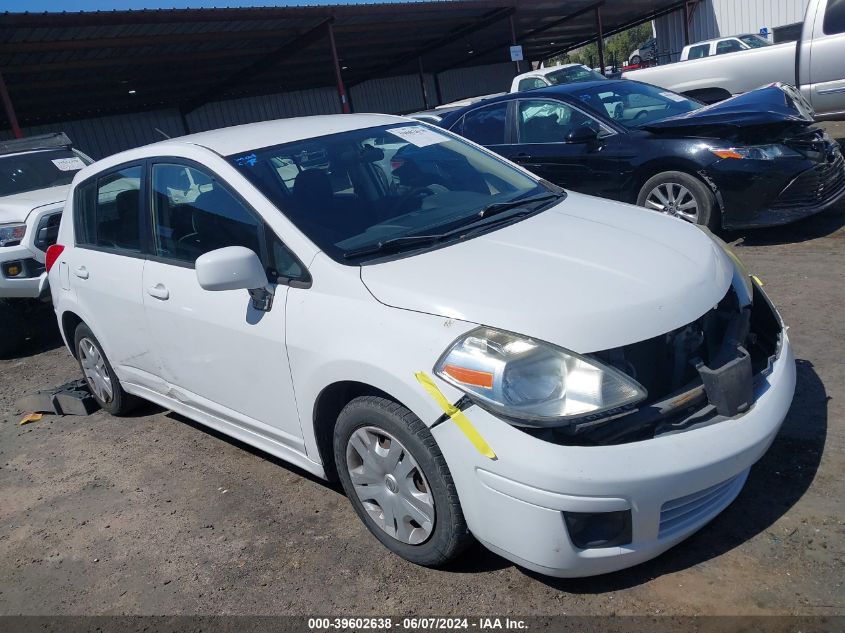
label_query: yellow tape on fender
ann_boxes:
[415,371,496,460]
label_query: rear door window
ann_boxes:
[458,102,509,145]
[687,44,710,59]
[75,165,142,253]
[716,39,744,54]
[518,77,548,91]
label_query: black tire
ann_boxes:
[630,54,642,66]
[0,300,25,358]
[334,395,473,567]
[637,170,719,230]
[73,323,137,415]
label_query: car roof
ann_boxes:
[156,113,409,156]
[689,34,755,46]
[513,63,583,81]
[438,79,624,127]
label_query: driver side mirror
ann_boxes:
[566,126,600,143]
[195,246,274,312]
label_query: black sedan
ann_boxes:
[437,80,845,229]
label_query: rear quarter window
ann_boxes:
[824,0,845,34]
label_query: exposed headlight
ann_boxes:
[0,223,26,247]
[434,327,647,428]
[709,144,801,160]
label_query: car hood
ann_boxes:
[360,193,734,354]
[644,83,814,134]
[0,185,69,224]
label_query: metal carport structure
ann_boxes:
[0,0,693,149]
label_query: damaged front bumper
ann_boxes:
[432,329,795,577]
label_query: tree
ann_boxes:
[551,22,652,69]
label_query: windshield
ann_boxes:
[228,123,549,262]
[570,82,703,128]
[545,65,606,85]
[0,149,90,197]
[739,34,772,48]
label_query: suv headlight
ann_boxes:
[434,327,647,428]
[709,144,801,160]
[0,223,26,247]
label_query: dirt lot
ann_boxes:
[1,127,844,617]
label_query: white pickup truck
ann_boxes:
[623,0,845,120]
[0,133,91,356]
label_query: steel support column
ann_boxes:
[595,6,605,75]
[327,21,350,113]
[509,14,521,75]
[418,57,431,110]
[0,71,22,138]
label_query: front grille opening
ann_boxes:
[525,281,781,447]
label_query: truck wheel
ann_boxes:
[73,323,137,415]
[0,300,25,358]
[334,395,473,567]
[637,171,719,230]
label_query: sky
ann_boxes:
[2,0,425,12]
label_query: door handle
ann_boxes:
[513,152,532,160]
[147,283,169,300]
[74,266,89,280]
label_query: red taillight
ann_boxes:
[390,158,405,171]
[45,244,64,273]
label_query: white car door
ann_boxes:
[69,163,160,389]
[805,0,845,117]
[142,161,309,455]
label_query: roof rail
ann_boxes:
[0,132,72,156]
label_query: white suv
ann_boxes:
[47,115,795,577]
[0,133,91,355]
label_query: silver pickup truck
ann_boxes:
[623,0,845,120]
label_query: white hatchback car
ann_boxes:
[47,114,795,578]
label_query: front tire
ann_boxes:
[630,54,642,66]
[637,170,719,230]
[73,323,137,415]
[334,396,472,566]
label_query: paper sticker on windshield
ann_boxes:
[660,91,688,103]
[387,126,448,147]
[51,157,86,171]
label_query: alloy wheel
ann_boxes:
[78,337,114,404]
[645,182,700,223]
[345,425,435,545]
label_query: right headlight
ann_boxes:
[434,327,647,428]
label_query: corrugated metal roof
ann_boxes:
[1,0,688,127]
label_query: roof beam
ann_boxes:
[434,1,602,73]
[181,17,333,114]
[349,6,516,87]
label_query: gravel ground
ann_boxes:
[1,127,843,617]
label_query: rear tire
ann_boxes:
[637,170,719,230]
[334,395,473,567]
[0,300,25,358]
[630,54,642,66]
[73,323,137,415]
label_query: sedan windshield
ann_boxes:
[545,65,606,85]
[0,149,90,197]
[228,123,552,262]
[570,82,703,128]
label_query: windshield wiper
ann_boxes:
[476,191,563,219]
[344,189,565,261]
[343,234,442,259]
